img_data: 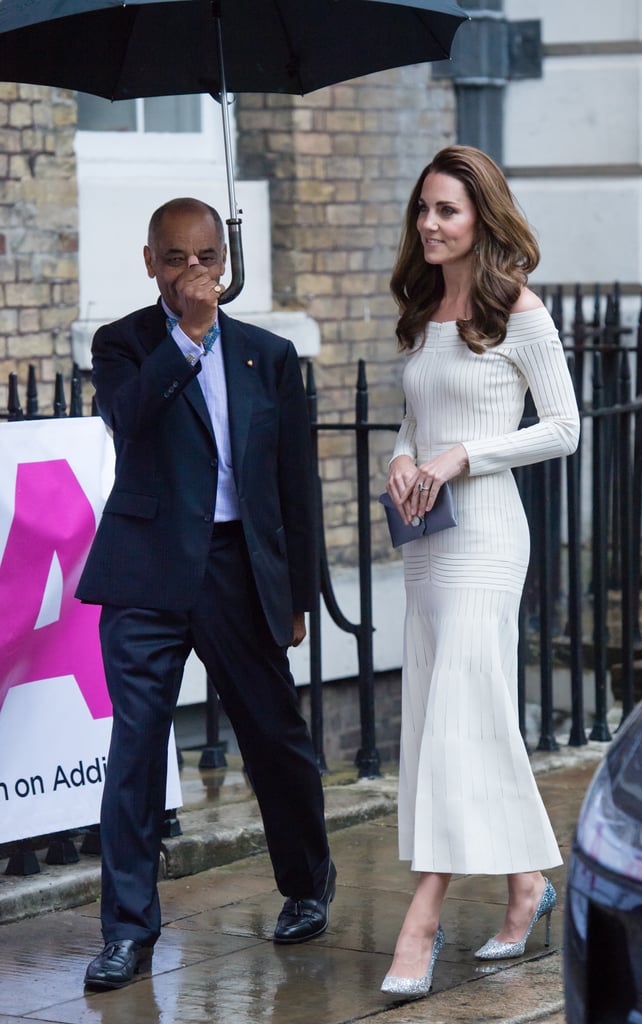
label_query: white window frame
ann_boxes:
[74,93,231,172]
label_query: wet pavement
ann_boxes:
[0,742,608,1024]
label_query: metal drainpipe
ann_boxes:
[432,2,542,168]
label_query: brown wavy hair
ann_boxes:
[390,146,540,354]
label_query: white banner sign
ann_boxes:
[0,417,181,845]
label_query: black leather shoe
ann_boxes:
[273,860,337,944]
[84,939,153,990]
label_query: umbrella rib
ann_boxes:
[410,7,454,60]
[271,0,306,94]
[108,4,143,100]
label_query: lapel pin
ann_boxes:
[245,359,254,367]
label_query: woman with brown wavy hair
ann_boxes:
[381,146,580,998]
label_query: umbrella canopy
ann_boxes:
[0,0,468,301]
[0,0,468,99]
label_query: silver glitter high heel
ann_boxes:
[474,878,557,960]
[381,924,445,997]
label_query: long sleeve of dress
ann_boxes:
[391,396,418,463]
[391,307,579,475]
[463,313,579,475]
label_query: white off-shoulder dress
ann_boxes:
[392,307,580,875]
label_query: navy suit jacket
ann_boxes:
[76,301,317,647]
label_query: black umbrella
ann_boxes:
[0,0,468,300]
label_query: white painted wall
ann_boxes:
[504,0,640,44]
[505,57,641,168]
[512,177,642,285]
[503,0,642,290]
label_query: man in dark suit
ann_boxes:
[77,198,335,990]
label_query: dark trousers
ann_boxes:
[98,523,329,946]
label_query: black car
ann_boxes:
[564,700,642,1024]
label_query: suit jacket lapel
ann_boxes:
[220,312,257,484]
[139,300,167,354]
[183,370,215,442]
[142,299,214,439]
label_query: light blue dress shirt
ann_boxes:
[162,299,240,523]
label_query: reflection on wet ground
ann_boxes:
[0,760,596,1024]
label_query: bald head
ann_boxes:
[148,198,224,250]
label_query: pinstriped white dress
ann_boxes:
[393,308,580,874]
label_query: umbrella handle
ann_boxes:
[219,218,244,304]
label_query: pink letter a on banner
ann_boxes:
[0,460,111,719]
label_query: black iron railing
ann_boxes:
[2,283,642,875]
[303,285,642,771]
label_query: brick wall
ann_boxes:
[0,85,78,415]
[236,67,456,564]
[298,670,402,767]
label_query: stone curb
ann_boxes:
[0,742,606,929]
[0,776,399,926]
[163,775,398,878]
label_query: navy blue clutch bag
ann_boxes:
[378,484,457,548]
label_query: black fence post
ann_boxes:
[198,676,228,770]
[633,295,642,643]
[592,283,601,337]
[305,360,328,773]
[590,353,612,742]
[616,350,635,723]
[26,364,38,417]
[551,284,563,335]
[45,833,80,865]
[354,361,380,779]
[517,586,529,748]
[603,286,633,593]
[536,459,559,751]
[53,372,67,417]
[161,810,182,838]
[566,355,587,747]
[80,824,101,855]
[4,840,40,876]
[69,364,83,417]
[7,372,24,421]
[571,284,587,404]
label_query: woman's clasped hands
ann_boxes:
[387,444,468,525]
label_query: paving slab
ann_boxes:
[0,741,607,1024]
